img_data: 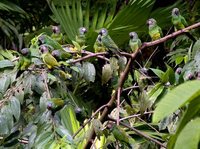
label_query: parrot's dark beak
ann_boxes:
[146,20,150,26]
[99,31,103,36]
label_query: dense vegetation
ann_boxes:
[0,0,200,148]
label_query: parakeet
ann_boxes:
[39,34,71,58]
[147,18,163,41]
[47,98,66,115]
[129,32,142,52]
[111,124,134,148]
[51,26,63,43]
[17,48,32,71]
[99,28,121,56]
[171,8,196,41]
[76,27,87,46]
[171,8,187,31]
[93,34,106,53]
[41,47,60,69]
[51,50,71,60]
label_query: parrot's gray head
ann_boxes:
[172,8,180,16]
[79,27,87,35]
[39,45,49,53]
[147,18,157,27]
[99,28,108,36]
[51,50,60,57]
[52,26,60,34]
[20,48,30,55]
[129,32,138,39]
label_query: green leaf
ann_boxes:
[153,80,200,123]
[0,60,14,68]
[174,118,200,149]
[150,68,164,79]
[82,62,96,82]
[102,64,113,85]
[0,75,11,94]
[10,96,21,121]
[61,106,79,135]
[0,115,9,134]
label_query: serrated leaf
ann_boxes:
[0,60,14,68]
[102,64,113,85]
[174,118,200,149]
[153,80,200,123]
[82,62,96,82]
[10,96,21,121]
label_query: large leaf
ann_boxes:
[153,80,200,123]
[174,118,200,149]
[82,62,96,82]
[0,60,14,68]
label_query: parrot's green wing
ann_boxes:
[47,98,66,114]
[42,52,60,69]
[158,26,163,37]
[181,15,188,27]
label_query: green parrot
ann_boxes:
[111,124,134,148]
[171,8,196,41]
[99,28,121,56]
[51,50,71,60]
[51,26,63,43]
[147,18,163,41]
[41,47,60,69]
[47,98,66,115]
[93,34,106,53]
[171,8,187,31]
[76,27,87,46]
[39,34,71,58]
[17,48,32,71]
[129,32,142,52]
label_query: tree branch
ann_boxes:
[83,22,200,148]
[109,116,166,148]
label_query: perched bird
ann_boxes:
[171,8,196,41]
[171,8,187,31]
[76,27,87,46]
[51,26,63,43]
[147,18,163,41]
[111,124,134,148]
[47,98,67,115]
[99,28,121,56]
[39,34,71,59]
[17,48,32,71]
[93,34,106,53]
[129,32,142,52]
[51,50,71,60]
[41,46,60,69]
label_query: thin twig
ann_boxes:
[69,52,109,63]
[109,116,166,148]
[72,104,108,138]
[120,111,154,121]
[116,87,122,125]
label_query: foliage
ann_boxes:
[1,0,200,149]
